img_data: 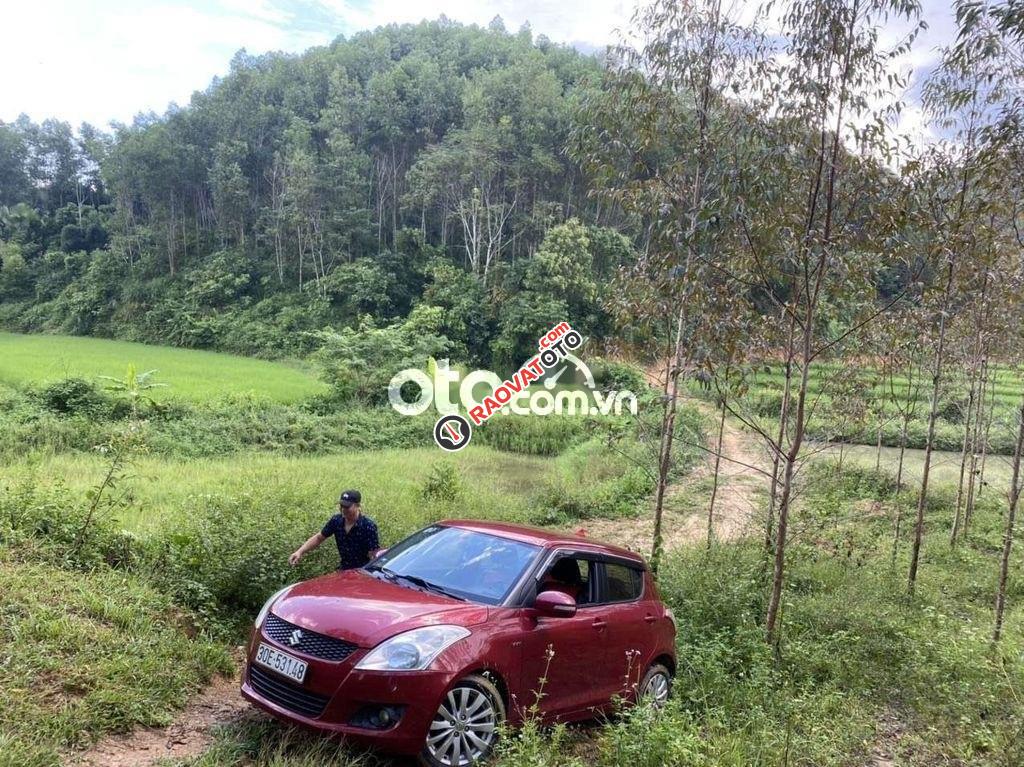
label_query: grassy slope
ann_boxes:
[0,556,231,767]
[0,332,325,403]
[0,446,550,535]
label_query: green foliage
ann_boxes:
[311,315,450,405]
[717,361,1024,456]
[0,243,32,300]
[587,358,646,392]
[528,406,701,525]
[163,716,377,767]
[599,700,707,767]
[420,460,464,503]
[98,364,167,417]
[34,377,108,417]
[0,23,611,363]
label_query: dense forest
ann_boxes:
[0,19,634,368]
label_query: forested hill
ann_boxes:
[0,20,634,368]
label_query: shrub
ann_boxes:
[34,377,109,417]
[311,316,450,406]
[421,461,463,503]
[587,357,647,393]
[476,415,588,455]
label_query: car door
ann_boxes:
[595,559,656,700]
[518,553,616,719]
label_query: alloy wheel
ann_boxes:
[426,684,498,766]
[643,669,671,706]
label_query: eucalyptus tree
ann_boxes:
[574,0,768,572]
[906,1,1017,590]
[733,0,922,639]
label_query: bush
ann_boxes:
[477,415,588,455]
[421,461,463,503]
[311,315,451,406]
[34,377,109,417]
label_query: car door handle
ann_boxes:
[644,615,657,623]
[592,619,607,629]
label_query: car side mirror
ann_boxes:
[534,590,577,618]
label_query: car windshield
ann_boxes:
[366,526,540,605]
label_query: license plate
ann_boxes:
[255,642,308,683]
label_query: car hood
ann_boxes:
[269,569,490,648]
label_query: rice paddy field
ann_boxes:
[749,360,1024,416]
[0,332,326,403]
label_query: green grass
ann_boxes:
[0,332,326,403]
[0,556,231,767]
[815,441,1017,495]
[0,445,549,536]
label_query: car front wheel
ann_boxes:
[420,674,505,767]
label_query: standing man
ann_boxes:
[289,490,380,570]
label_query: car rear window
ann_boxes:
[604,562,644,602]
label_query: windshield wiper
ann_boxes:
[393,573,466,601]
[366,565,398,582]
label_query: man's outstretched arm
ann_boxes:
[289,532,326,566]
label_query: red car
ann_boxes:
[241,520,676,766]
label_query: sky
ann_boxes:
[0,0,958,138]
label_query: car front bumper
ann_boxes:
[240,627,453,755]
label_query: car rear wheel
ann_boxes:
[420,674,505,767]
[639,663,672,706]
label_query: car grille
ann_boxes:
[249,665,330,718]
[263,613,358,661]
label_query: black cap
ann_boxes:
[339,489,361,508]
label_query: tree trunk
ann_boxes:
[896,415,909,490]
[993,399,1024,643]
[766,307,814,643]
[767,312,797,553]
[963,359,990,536]
[876,422,883,472]
[707,399,727,550]
[650,307,687,573]
[977,374,997,500]
[908,262,954,593]
[951,366,978,546]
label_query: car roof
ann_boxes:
[439,519,646,565]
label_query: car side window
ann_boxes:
[537,556,594,606]
[603,562,644,603]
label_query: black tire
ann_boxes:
[638,662,672,707]
[418,674,506,767]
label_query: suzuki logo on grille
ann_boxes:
[288,629,304,647]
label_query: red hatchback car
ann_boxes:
[241,520,676,766]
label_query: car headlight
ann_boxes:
[355,625,470,671]
[255,585,293,628]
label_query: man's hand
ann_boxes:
[289,532,325,567]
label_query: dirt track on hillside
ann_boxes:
[577,359,768,556]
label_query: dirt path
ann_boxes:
[578,398,768,554]
[69,667,252,767]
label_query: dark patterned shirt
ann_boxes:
[321,513,380,570]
